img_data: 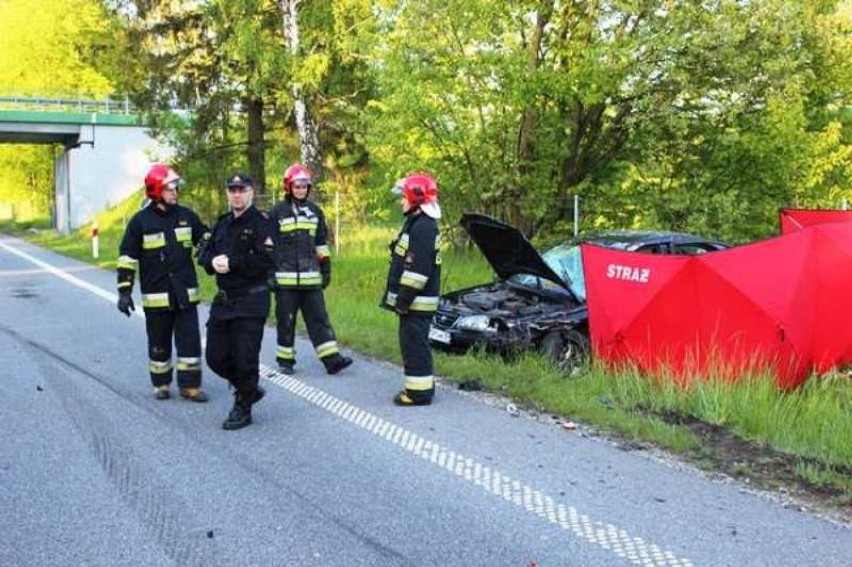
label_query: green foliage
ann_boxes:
[0,0,113,96]
[0,0,115,222]
[350,0,852,241]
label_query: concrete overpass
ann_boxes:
[0,97,174,232]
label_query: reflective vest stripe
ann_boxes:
[117,281,132,290]
[142,232,166,249]
[187,287,200,303]
[275,271,322,286]
[142,292,170,308]
[384,293,439,312]
[400,270,428,290]
[410,296,439,311]
[117,255,138,270]
[174,226,192,242]
[279,216,319,234]
[394,234,409,256]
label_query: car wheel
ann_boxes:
[539,329,590,376]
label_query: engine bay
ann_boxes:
[444,283,567,317]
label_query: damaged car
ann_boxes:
[429,213,728,373]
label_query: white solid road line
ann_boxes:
[0,237,694,567]
[0,239,143,317]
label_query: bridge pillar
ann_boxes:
[54,149,71,234]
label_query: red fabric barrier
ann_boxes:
[583,223,852,388]
[779,208,852,234]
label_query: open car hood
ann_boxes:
[460,213,570,290]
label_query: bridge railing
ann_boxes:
[0,96,138,115]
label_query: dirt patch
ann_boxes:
[649,408,852,524]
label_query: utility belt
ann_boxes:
[215,284,269,302]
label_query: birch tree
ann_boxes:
[280,0,322,178]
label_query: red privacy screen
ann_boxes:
[583,223,852,388]
[779,208,852,234]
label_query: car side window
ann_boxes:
[672,243,716,255]
[635,244,666,254]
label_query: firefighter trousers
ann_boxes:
[398,312,434,402]
[275,289,342,368]
[144,307,202,388]
[205,315,266,394]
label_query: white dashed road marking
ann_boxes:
[262,366,694,567]
[2,238,695,567]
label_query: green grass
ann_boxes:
[17,198,852,502]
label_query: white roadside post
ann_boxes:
[91,221,99,259]
[335,189,340,256]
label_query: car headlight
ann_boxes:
[455,315,497,333]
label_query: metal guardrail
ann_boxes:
[0,96,138,115]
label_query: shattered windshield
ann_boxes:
[507,244,586,300]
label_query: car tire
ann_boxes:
[539,329,590,376]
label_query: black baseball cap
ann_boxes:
[226,172,253,188]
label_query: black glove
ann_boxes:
[320,258,331,289]
[117,292,135,317]
[195,231,212,258]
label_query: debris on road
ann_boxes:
[458,379,484,391]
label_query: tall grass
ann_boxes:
[19,203,852,491]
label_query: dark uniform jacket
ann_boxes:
[382,212,441,314]
[117,203,207,311]
[268,196,331,290]
[199,205,276,319]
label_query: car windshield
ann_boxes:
[507,244,586,300]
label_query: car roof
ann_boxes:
[570,230,724,250]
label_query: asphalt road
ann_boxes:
[0,234,849,567]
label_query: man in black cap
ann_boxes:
[199,173,276,430]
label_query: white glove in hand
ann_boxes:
[212,254,230,274]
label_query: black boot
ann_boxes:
[222,387,266,430]
[324,354,353,375]
[222,399,252,430]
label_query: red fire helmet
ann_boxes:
[283,163,313,194]
[144,164,182,201]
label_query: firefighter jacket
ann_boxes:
[382,212,441,314]
[117,203,207,311]
[199,205,276,318]
[269,196,331,290]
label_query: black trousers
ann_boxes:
[275,289,340,366]
[144,307,201,388]
[398,313,434,401]
[205,316,266,394]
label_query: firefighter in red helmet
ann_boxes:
[116,164,210,402]
[381,173,442,406]
[269,163,353,376]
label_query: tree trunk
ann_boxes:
[516,2,552,165]
[513,1,553,234]
[245,96,266,201]
[280,0,323,184]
